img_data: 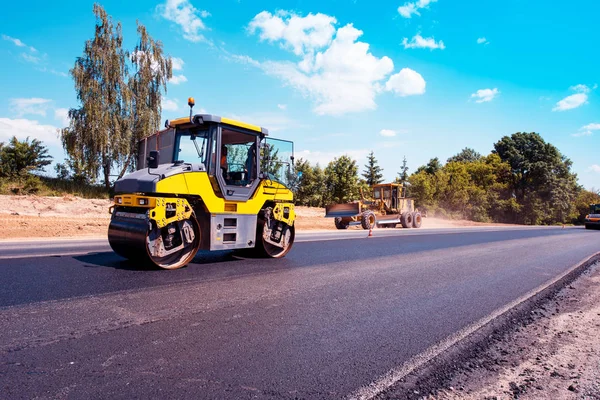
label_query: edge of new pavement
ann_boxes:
[348,251,600,400]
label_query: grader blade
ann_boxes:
[325,202,361,218]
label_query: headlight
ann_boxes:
[116,197,122,204]
[138,198,147,205]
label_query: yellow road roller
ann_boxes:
[108,98,296,269]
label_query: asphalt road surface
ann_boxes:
[1,226,598,399]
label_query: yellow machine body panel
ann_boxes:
[154,171,293,216]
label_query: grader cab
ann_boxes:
[108,98,296,269]
[325,182,423,230]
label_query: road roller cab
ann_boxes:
[109,99,296,269]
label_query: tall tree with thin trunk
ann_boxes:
[61,4,173,188]
[362,151,384,186]
[62,4,129,190]
[397,156,409,184]
[121,22,172,176]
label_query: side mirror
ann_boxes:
[147,150,160,169]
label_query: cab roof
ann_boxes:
[166,114,269,135]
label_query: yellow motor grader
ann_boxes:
[108,98,296,269]
[325,182,423,230]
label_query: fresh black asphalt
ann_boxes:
[0,227,598,398]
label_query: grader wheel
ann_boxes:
[334,217,350,230]
[412,212,422,228]
[361,211,376,230]
[401,212,413,228]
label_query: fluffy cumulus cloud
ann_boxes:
[553,84,592,111]
[572,122,600,137]
[552,93,588,111]
[379,129,397,137]
[162,98,180,112]
[54,108,70,126]
[588,165,600,173]
[470,88,499,103]
[248,11,337,56]
[246,11,426,115]
[402,34,445,50]
[582,123,600,130]
[477,37,489,45]
[386,68,426,96]
[10,98,52,117]
[168,56,187,85]
[397,0,437,18]
[169,74,188,85]
[157,0,210,43]
[0,118,60,145]
[569,84,591,93]
[171,57,184,71]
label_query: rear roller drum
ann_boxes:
[254,209,295,258]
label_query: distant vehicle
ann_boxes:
[325,182,423,230]
[585,204,600,229]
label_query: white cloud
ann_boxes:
[295,148,370,166]
[54,108,70,126]
[477,37,489,45]
[247,11,425,115]
[169,75,188,85]
[397,0,437,18]
[21,53,41,64]
[10,98,52,117]
[572,122,600,137]
[171,57,184,71]
[157,0,210,43]
[582,123,600,131]
[570,84,591,93]
[470,88,500,103]
[402,33,445,50]
[248,11,337,56]
[229,54,261,67]
[385,68,426,97]
[552,93,588,111]
[277,104,287,110]
[380,129,397,137]
[0,118,60,145]
[2,34,36,52]
[588,165,600,173]
[162,98,180,112]
[571,130,592,137]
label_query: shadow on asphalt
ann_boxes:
[75,250,241,271]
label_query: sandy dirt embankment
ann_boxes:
[0,195,516,239]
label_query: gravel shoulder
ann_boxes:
[384,261,600,400]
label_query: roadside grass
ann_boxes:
[0,175,110,199]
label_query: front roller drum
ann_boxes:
[108,215,201,270]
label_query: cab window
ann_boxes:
[174,129,209,166]
[220,128,258,187]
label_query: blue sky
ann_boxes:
[0,0,599,189]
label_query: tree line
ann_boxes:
[293,133,599,225]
